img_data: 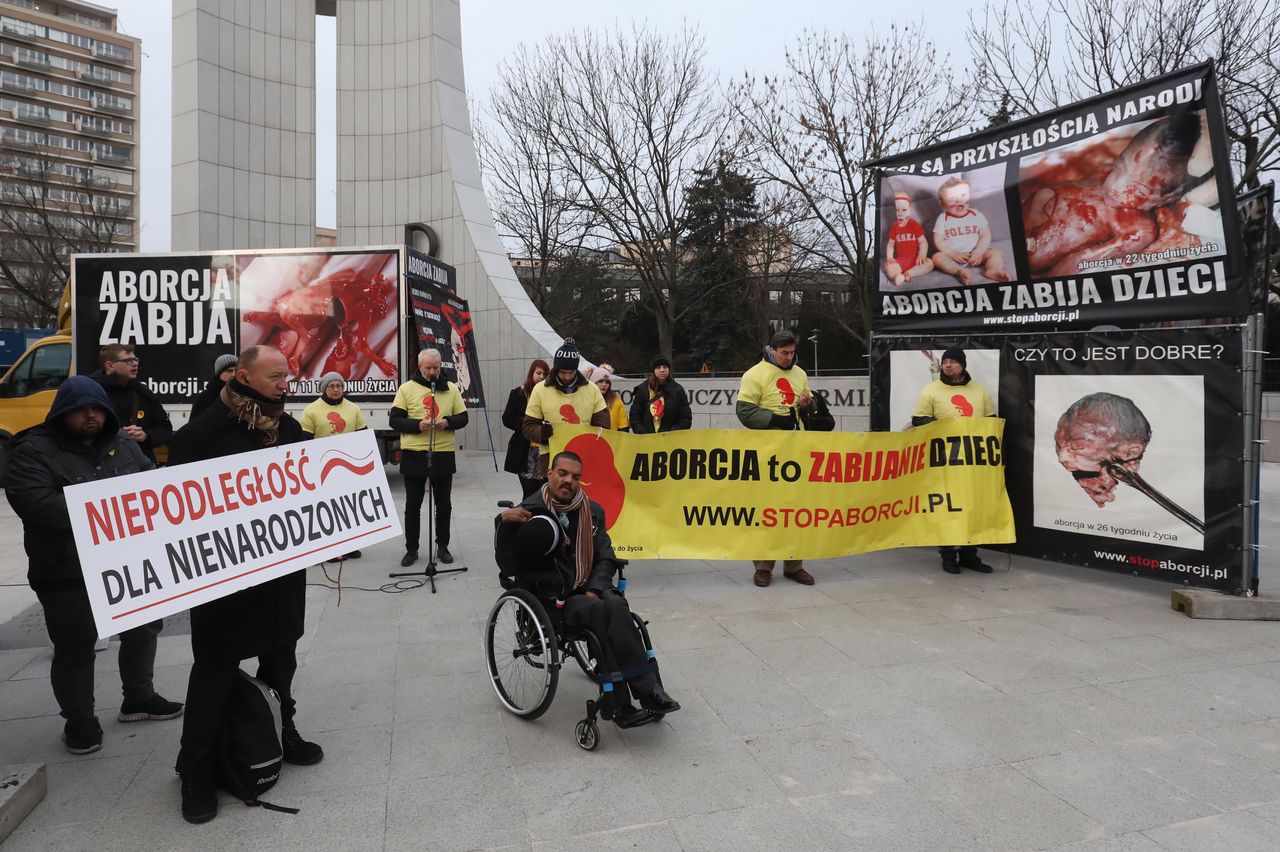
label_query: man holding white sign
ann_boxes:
[167,346,323,824]
[6,377,184,756]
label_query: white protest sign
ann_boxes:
[66,430,400,636]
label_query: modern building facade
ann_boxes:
[171,0,559,406]
[0,0,139,328]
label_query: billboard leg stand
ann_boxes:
[388,417,467,593]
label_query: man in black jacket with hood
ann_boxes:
[90,343,173,463]
[168,345,323,824]
[6,376,183,756]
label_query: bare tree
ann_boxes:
[727,24,975,350]
[967,0,1280,191]
[0,144,131,327]
[483,26,729,356]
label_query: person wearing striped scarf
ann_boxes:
[497,451,681,725]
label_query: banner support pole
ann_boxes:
[1243,314,1266,595]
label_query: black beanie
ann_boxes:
[553,338,580,373]
[514,513,563,558]
[941,347,966,368]
[651,354,671,372]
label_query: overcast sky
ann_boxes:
[110,0,977,251]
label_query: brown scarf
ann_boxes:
[541,482,593,591]
[221,379,287,446]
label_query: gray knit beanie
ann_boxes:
[320,371,345,389]
[213,353,237,374]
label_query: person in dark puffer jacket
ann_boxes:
[6,376,183,757]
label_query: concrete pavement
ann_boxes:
[2,455,1280,850]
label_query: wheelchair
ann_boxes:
[484,506,667,750]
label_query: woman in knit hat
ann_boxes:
[629,354,692,434]
[590,365,629,431]
[299,372,367,438]
[190,353,238,420]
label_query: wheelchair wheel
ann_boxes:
[575,718,600,751]
[485,589,559,719]
[568,637,597,678]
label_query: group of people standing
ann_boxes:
[501,340,695,497]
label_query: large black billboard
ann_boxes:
[866,63,1244,331]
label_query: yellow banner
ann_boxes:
[548,420,1015,560]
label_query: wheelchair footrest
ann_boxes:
[614,711,664,730]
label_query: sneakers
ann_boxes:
[118,693,185,723]
[62,717,103,754]
[282,726,324,766]
[437,544,453,563]
[639,686,681,715]
[400,551,418,567]
[180,774,218,824]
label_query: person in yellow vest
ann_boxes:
[523,338,610,475]
[390,349,468,567]
[911,347,995,575]
[736,329,816,587]
[301,372,369,561]
[629,354,692,434]
[589,366,629,431]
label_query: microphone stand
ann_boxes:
[389,386,468,593]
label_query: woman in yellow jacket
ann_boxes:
[590,366,629,431]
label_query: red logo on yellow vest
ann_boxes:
[559,404,581,424]
[563,433,626,530]
[326,411,348,433]
[423,396,439,419]
[649,397,665,421]
[951,394,974,417]
[135,410,146,421]
[776,378,796,405]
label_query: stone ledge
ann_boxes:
[0,763,46,845]
[1171,589,1280,620]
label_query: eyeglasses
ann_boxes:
[113,357,139,365]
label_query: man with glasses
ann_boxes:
[90,344,172,464]
[911,347,995,574]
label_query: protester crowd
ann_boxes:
[5,332,991,825]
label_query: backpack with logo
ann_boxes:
[215,670,298,814]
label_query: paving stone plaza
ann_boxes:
[2,457,1279,851]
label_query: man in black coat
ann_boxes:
[628,354,692,434]
[89,343,173,463]
[496,451,681,727]
[168,345,322,824]
[6,377,183,756]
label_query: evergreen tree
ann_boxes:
[677,160,762,369]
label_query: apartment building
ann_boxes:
[0,0,138,327]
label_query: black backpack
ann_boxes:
[216,670,298,814]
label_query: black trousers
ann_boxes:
[939,546,979,563]
[174,648,297,778]
[34,580,161,721]
[563,592,655,700]
[517,476,543,499]
[404,474,453,552]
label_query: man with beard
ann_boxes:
[628,354,692,433]
[496,451,681,726]
[737,330,816,587]
[90,343,172,463]
[390,348,468,567]
[1054,392,1151,508]
[169,346,323,824]
[6,377,183,756]
[522,338,610,475]
[912,347,996,574]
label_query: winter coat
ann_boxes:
[6,376,153,587]
[190,376,224,421]
[167,397,308,663]
[494,490,619,597]
[88,370,173,462]
[501,385,533,475]
[628,378,693,434]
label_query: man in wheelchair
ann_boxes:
[495,451,681,727]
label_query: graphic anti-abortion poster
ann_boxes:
[870,329,1246,592]
[866,63,1243,331]
[405,252,486,408]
